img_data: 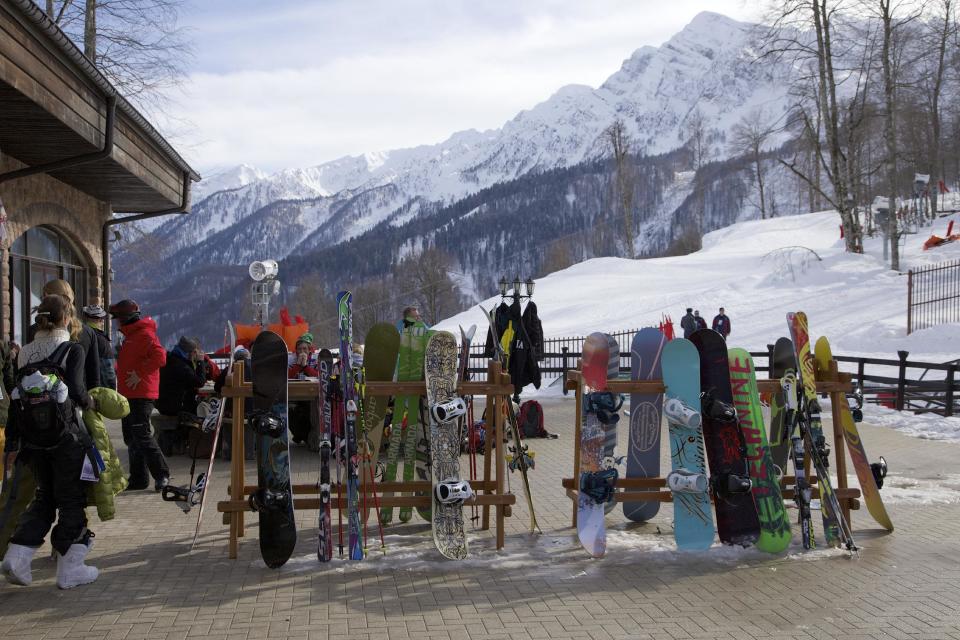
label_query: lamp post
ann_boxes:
[249,259,280,327]
[498,275,536,301]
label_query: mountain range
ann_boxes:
[114,11,808,347]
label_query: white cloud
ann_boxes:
[163,0,761,174]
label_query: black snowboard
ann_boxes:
[767,337,796,473]
[689,329,760,547]
[249,331,296,568]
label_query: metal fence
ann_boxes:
[908,258,960,334]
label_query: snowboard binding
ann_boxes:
[580,468,618,505]
[506,448,536,472]
[585,391,624,425]
[431,396,467,423]
[870,456,887,489]
[701,390,737,423]
[435,479,474,505]
[248,488,292,512]
[250,410,285,438]
[663,397,702,429]
[161,474,206,513]
[712,472,752,497]
[198,398,222,433]
[666,468,708,494]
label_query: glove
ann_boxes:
[125,369,142,390]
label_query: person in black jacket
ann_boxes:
[1,294,98,589]
[26,280,100,391]
[81,305,117,390]
[157,336,207,419]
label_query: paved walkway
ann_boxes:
[1,395,959,640]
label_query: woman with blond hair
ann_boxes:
[1,294,98,589]
[28,280,100,390]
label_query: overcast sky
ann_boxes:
[169,1,762,175]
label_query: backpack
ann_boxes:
[14,342,76,448]
[518,400,547,438]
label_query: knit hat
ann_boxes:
[295,332,314,348]
[109,299,140,323]
[178,336,200,353]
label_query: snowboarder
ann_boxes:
[680,308,697,338]
[81,305,117,390]
[694,310,707,330]
[1,294,99,589]
[110,299,170,492]
[712,308,731,338]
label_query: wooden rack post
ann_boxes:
[562,367,859,527]
[217,360,518,558]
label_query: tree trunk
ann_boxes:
[84,0,96,61]
[880,0,900,270]
[928,1,951,217]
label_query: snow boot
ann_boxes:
[1,543,37,586]
[56,543,99,589]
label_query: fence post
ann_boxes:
[561,346,569,396]
[857,359,865,391]
[906,268,913,335]
[946,364,957,417]
[896,350,909,411]
[766,344,774,375]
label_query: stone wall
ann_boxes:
[0,153,110,339]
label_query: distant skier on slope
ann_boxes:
[693,310,707,331]
[680,308,697,338]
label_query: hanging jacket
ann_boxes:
[521,301,545,361]
[483,302,512,358]
[116,317,166,400]
[83,387,130,521]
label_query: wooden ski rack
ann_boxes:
[216,360,518,559]
[562,362,860,527]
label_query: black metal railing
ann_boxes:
[908,258,960,334]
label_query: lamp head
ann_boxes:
[498,276,508,297]
[249,259,279,282]
[525,277,535,297]
[512,275,521,296]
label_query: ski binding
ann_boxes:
[667,468,708,494]
[431,396,467,423]
[663,397,702,429]
[435,479,474,505]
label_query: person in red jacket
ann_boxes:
[110,299,170,491]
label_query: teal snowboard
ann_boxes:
[661,339,714,550]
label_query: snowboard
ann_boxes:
[249,330,296,569]
[337,291,363,560]
[814,336,893,532]
[382,319,430,524]
[661,338,714,551]
[360,323,401,523]
[624,327,666,522]
[577,332,619,557]
[787,312,851,550]
[728,348,792,553]
[689,329,760,547]
[602,334,620,515]
[425,331,469,559]
[317,348,334,562]
[189,321,236,547]
[767,337,796,473]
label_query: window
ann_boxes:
[8,226,87,346]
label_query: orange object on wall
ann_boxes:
[267,322,310,351]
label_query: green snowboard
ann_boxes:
[360,323,400,523]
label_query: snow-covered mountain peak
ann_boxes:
[193,163,267,203]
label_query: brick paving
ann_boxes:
[1,394,959,639]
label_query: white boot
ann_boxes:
[56,543,99,589]
[1,543,37,586]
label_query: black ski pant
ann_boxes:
[122,399,169,486]
[10,437,90,555]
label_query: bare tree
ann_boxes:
[396,248,458,326]
[38,0,192,109]
[684,107,709,171]
[606,119,636,258]
[729,109,777,218]
[919,0,956,215]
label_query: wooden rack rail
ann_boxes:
[216,360,517,558]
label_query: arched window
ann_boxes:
[8,226,87,345]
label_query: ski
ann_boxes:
[317,348,334,562]
[787,311,857,552]
[337,291,363,560]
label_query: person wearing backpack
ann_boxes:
[110,299,169,492]
[1,294,99,589]
[27,280,100,391]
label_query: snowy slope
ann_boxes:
[438,209,960,363]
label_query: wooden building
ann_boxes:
[0,0,199,344]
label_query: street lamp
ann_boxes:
[512,275,521,297]
[524,277,535,297]
[499,276,508,297]
[249,260,280,326]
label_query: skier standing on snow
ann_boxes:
[680,308,697,338]
[1,294,98,589]
[712,308,731,338]
[694,310,707,331]
[110,299,170,492]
